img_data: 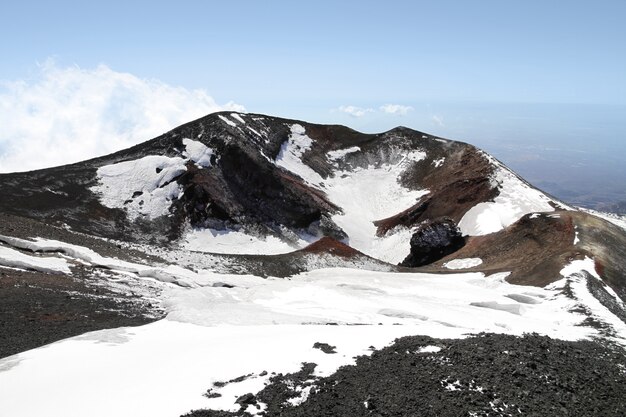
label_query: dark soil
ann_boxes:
[0,212,165,265]
[0,266,161,359]
[183,333,626,417]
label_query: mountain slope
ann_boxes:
[0,112,625,417]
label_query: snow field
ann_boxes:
[458,152,555,236]
[0,239,621,417]
[181,227,307,255]
[0,322,460,417]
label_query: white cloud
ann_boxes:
[337,105,374,118]
[379,104,413,115]
[431,114,445,127]
[0,61,244,173]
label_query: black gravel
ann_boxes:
[183,333,626,417]
[0,266,161,359]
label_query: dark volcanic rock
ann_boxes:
[312,342,337,354]
[235,393,256,407]
[400,218,465,267]
[183,333,626,417]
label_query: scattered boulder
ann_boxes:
[400,218,464,267]
[235,393,256,407]
[313,342,337,354]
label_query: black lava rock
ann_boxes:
[312,342,337,354]
[400,217,465,267]
[235,393,256,406]
[183,334,626,417]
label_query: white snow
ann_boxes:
[322,159,429,263]
[554,257,626,339]
[326,146,360,161]
[432,157,445,167]
[0,245,71,274]
[161,269,589,336]
[578,207,626,231]
[418,345,442,353]
[0,259,622,417]
[181,228,305,255]
[218,114,237,127]
[246,126,262,137]
[91,139,216,220]
[275,124,323,186]
[458,152,555,236]
[0,235,195,288]
[230,113,246,124]
[443,258,483,270]
[91,155,187,220]
[0,322,453,417]
[183,138,214,168]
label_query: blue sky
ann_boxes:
[3,1,625,107]
[0,0,625,208]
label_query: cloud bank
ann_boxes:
[336,103,413,118]
[338,105,374,117]
[0,62,244,173]
[380,104,413,115]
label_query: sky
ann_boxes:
[0,0,624,209]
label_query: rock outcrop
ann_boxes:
[400,218,465,267]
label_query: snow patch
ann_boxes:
[556,257,626,339]
[181,228,306,255]
[218,114,237,127]
[0,245,71,274]
[246,126,262,137]
[275,124,323,186]
[418,345,442,353]
[326,146,360,161]
[183,138,214,168]
[91,155,187,220]
[443,258,483,270]
[432,157,445,168]
[230,113,246,124]
[0,235,195,288]
[578,207,626,231]
[459,153,555,236]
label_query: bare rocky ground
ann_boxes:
[183,333,626,417]
[0,265,162,358]
[0,213,165,359]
